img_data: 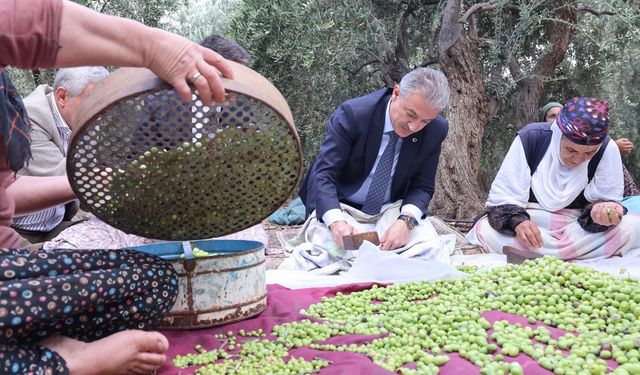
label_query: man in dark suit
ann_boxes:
[300,68,450,251]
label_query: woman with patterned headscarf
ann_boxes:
[540,101,639,197]
[467,97,640,260]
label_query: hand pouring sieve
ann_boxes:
[66,62,301,240]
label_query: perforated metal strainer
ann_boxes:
[67,63,301,240]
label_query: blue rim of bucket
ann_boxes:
[126,239,263,260]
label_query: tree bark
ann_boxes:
[388,8,411,81]
[429,0,488,219]
[513,0,577,127]
[31,69,42,87]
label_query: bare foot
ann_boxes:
[40,330,168,374]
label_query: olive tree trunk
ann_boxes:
[512,0,577,127]
[428,0,489,219]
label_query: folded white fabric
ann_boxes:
[279,200,450,275]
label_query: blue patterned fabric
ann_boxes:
[362,131,399,215]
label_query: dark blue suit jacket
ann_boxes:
[299,87,448,220]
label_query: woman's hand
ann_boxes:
[514,220,543,250]
[591,202,624,226]
[144,29,234,104]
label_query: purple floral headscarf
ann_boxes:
[556,97,609,146]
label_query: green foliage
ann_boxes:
[9,0,639,194]
[5,67,40,97]
[79,0,182,27]
[159,0,242,42]
[584,4,640,179]
[228,0,393,168]
[229,0,640,191]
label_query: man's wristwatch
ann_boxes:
[398,214,418,230]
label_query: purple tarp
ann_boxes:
[160,283,584,375]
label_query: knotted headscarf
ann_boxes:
[0,69,31,172]
[556,97,609,146]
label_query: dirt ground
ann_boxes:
[263,221,301,269]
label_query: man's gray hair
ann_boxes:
[398,68,450,111]
[53,66,109,97]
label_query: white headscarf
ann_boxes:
[531,124,589,210]
[487,123,623,211]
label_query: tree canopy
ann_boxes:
[7,0,640,219]
[228,0,640,218]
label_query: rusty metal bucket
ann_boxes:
[131,239,266,329]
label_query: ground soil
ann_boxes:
[263,221,301,269]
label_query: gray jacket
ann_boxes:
[20,85,67,177]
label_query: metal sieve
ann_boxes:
[67,63,301,240]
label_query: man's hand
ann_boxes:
[591,202,624,226]
[329,221,358,249]
[616,138,634,156]
[514,220,543,250]
[380,220,411,251]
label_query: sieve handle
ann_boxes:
[181,241,194,260]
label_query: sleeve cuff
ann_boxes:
[322,209,346,226]
[486,204,530,236]
[401,204,423,220]
[578,201,627,233]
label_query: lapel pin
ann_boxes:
[412,138,417,143]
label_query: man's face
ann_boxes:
[56,83,95,130]
[389,84,440,138]
[545,107,562,123]
[559,137,600,168]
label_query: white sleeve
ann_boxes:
[584,141,624,202]
[400,204,423,220]
[322,208,347,226]
[486,136,532,208]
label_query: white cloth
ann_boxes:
[487,123,623,210]
[43,216,155,249]
[280,200,452,275]
[574,255,640,280]
[267,242,464,290]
